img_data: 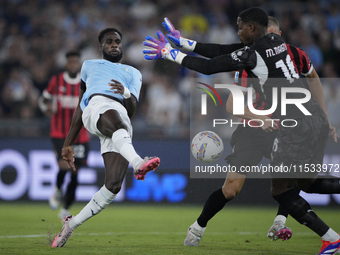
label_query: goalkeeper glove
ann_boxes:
[143,30,186,64]
[162,17,197,51]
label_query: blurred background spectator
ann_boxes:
[0,0,339,138]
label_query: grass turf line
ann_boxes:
[0,203,339,255]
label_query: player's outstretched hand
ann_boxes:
[143,31,173,60]
[61,146,76,171]
[162,17,196,51]
[162,17,182,47]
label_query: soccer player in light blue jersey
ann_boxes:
[51,27,160,248]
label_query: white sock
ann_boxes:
[321,228,340,242]
[111,129,142,169]
[274,215,287,224]
[69,185,116,230]
[193,221,206,231]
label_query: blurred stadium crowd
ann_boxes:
[0,0,340,138]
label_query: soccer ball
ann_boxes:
[191,131,224,163]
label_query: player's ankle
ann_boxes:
[274,215,287,224]
[193,221,206,230]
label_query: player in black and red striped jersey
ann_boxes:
[230,17,339,241]
[190,15,340,245]
[39,51,90,221]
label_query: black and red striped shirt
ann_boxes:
[44,72,90,143]
[286,44,313,76]
[236,43,313,125]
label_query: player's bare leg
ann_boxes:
[98,110,160,180]
[52,152,128,247]
[221,172,246,199]
[184,172,246,246]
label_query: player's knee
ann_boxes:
[221,187,239,200]
[222,176,244,200]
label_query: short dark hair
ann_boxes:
[239,7,268,27]
[268,16,280,29]
[98,28,122,44]
[65,50,81,59]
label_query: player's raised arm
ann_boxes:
[163,17,243,58]
[143,31,254,75]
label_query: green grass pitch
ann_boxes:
[0,203,339,255]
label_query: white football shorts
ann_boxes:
[82,95,133,154]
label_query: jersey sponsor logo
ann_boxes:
[59,87,66,93]
[236,51,243,56]
[231,52,241,62]
[57,95,79,108]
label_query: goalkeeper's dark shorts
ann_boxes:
[225,125,277,174]
[271,110,329,178]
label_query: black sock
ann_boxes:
[277,205,289,218]
[56,170,67,189]
[197,188,229,228]
[64,173,78,209]
[306,178,340,194]
[273,187,329,237]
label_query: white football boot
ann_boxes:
[184,222,206,246]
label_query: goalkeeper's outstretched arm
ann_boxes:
[162,17,244,58]
[143,31,254,75]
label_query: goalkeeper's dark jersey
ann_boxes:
[184,34,329,168]
[182,33,320,120]
[236,43,315,121]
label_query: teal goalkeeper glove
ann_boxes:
[143,30,186,63]
[162,17,197,51]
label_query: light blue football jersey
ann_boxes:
[80,59,142,111]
